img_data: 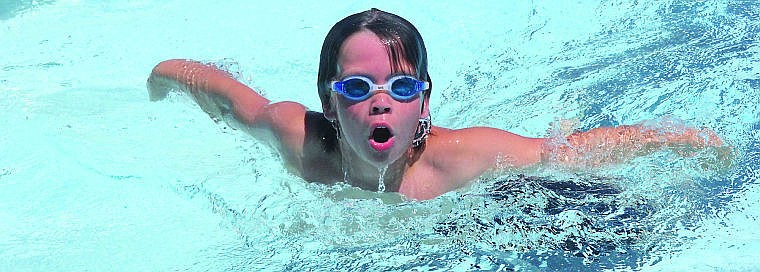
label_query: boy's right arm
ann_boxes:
[147,59,309,171]
[147,59,270,125]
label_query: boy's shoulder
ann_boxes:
[421,126,544,177]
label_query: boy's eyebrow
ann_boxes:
[338,73,375,81]
[338,71,417,81]
[387,72,417,79]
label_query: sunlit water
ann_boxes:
[1,0,759,271]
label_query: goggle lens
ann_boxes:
[390,77,416,97]
[343,78,371,98]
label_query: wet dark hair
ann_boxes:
[317,8,431,112]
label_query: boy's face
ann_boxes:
[327,30,427,167]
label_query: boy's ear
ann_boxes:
[323,94,337,120]
[420,94,430,118]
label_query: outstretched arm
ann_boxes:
[147,59,270,126]
[430,123,729,191]
[147,59,310,171]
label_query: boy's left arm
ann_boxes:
[542,125,728,166]
[428,124,730,192]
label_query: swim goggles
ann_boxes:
[331,75,429,101]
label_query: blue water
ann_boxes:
[1,0,759,271]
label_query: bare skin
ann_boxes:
[147,31,724,200]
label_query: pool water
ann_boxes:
[2,0,759,271]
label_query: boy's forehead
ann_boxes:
[338,31,386,64]
[337,31,415,78]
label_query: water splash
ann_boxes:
[377,166,388,192]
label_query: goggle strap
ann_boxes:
[416,81,429,91]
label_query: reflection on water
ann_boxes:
[0,0,56,20]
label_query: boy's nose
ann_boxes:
[372,104,391,114]
[370,94,392,114]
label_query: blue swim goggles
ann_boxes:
[331,75,429,101]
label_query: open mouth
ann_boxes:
[371,126,393,143]
[368,126,395,152]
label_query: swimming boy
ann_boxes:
[147,9,724,200]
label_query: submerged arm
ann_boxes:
[542,124,727,167]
